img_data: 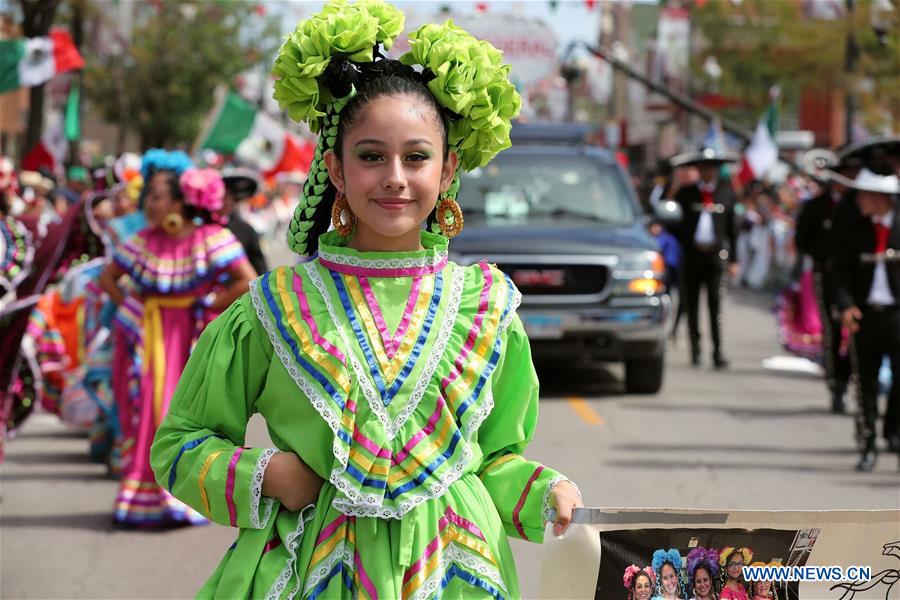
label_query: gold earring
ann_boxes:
[331,191,356,237]
[162,212,184,236]
[436,196,464,238]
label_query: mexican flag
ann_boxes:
[0,30,84,94]
[738,87,780,185]
[195,88,314,179]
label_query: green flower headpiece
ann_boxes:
[272,0,404,133]
[273,0,521,255]
[400,20,521,171]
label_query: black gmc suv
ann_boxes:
[450,122,673,393]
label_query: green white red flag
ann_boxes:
[195,89,314,180]
[0,30,84,94]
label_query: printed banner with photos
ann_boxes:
[539,508,900,600]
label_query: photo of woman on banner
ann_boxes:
[624,564,657,600]
[719,547,754,600]
[686,546,720,600]
[748,561,781,600]
[652,548,687,600]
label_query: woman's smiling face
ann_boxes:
[325,93,457,250]
[633,573,653,600]
[661,563,679,594]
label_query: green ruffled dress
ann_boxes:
[151,231,571,599]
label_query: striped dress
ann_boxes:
[113,223,247,526]
[151,230,573,598]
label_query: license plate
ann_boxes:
[522,315,564,339]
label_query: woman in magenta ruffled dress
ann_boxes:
[100,166,256,527]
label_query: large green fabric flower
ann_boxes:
[400,20,521,171]
[272,0,404,131]
[357,0,404,49]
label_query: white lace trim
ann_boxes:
[542,476,582,524]
[305,261,465,440]
[250,448,279,530]
[302,543,355,598]
[264,504,316,600]
[319,248,449,271]
[255,263,504,520]
[499,278,523,334]
[249,277,347,462]
[408,544,509,600]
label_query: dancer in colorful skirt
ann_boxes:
[151,2,582,597]
[101,163,254,526]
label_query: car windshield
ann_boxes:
[456,154,636,225]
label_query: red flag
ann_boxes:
[263,136,315,182]
[50,30,84,74]
[475,2,488,13]
[585,0,596,9]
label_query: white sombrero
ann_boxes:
[834,168,900,196]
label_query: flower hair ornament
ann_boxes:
[272,0,521,255]
[179,168,226,222]
[719,546,754,567]
[623,564,656,599]
[139,149,194,208]
[652,548,686,598]
[140,149,193,182]
[687,546,721,581]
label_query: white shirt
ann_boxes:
[694,182,717,246]
[867,210,896,306]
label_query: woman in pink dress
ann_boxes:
[99,166,256,527]
[719,547,753,600]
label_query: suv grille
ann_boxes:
[501,263,609,296]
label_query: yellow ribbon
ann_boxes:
[142,295,197,425]
[198,450,225,517]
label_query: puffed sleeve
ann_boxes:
[476,314,577,543]
[150,293,278,529]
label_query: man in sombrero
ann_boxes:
[671,147,741,369]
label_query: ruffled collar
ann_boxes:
[317,230,449,278]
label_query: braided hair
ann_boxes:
[286,55,455,256]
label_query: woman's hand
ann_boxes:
[262,452,324,511]
[550,480,583,536]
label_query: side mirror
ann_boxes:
[653,199,682,226]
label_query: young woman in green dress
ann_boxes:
[151,2,582,597]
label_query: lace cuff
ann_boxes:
[542,476,582,524]
[250,448,279,529]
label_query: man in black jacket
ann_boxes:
[222,168,268,277]
[671,149,740,369]
[795,157,859,413]
[833,167,900,471]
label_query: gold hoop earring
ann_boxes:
[331,191,356,237]
[162,212,184,236]
[436,196,464,238]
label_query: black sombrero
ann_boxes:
[836,134,900,175]
[221,168,260,201]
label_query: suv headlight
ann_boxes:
[614,251,665,295]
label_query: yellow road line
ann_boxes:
[566,396,604,425]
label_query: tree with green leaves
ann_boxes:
[84,0,280,150]
[691,0,899,138]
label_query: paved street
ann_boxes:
[2,287,898,599]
